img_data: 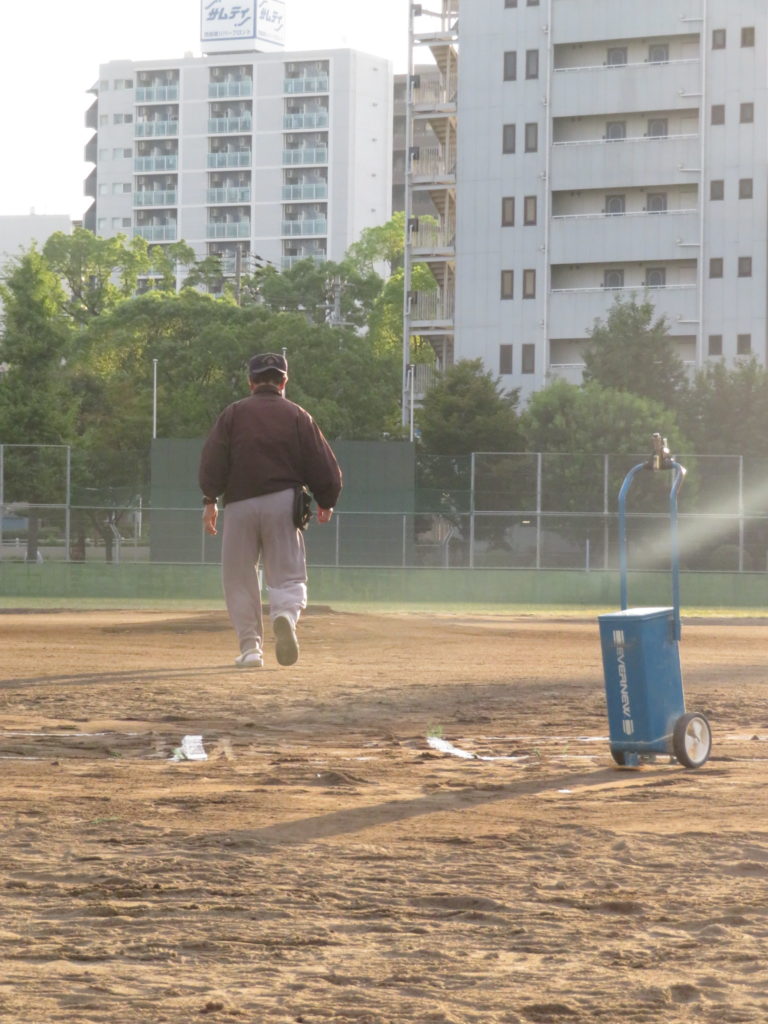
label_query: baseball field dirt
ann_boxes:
[1,607,767,1023]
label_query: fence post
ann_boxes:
[603,453,610,569]
[535,452,542,569]
[469,452,476,569]
[0,444,4,557]
[65,445,72,562]
[738,455,744,572]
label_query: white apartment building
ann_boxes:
[407,0,767,402]
[83,48,393,277]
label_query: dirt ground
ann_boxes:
[1,607,767,1024]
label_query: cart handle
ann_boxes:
[618,459,686,641]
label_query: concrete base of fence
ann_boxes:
[1,562,768,609]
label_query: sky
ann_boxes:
[0,0,408,220]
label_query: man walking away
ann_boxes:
[199,352,342,668]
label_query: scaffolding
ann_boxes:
[402,0,459,433]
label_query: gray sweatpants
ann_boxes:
[220,488,307,654]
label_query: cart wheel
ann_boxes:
[672,712,712,769]
[610,748,627,766]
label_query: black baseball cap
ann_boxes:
[249,352,288,377]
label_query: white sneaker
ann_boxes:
[234,648,263,668]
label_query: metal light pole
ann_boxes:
[152,358,158,440]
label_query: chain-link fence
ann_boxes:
[2,444,768,571]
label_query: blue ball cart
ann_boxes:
[598,435,712,769]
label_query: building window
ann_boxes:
[708,334,723,356]
[645,268,666,288]
[524,122,538,152]
[647,192,668,213]
[738,256,752,277]
[521,344,535,373]
[740,102,754,123]
[605,194,626,215]
[710,179,724,200]
[97,218,107,232]
[523,195,537,225]
[504,0,517,7]
[525,49,539,79]
[647,118,668,137]
[606,47,627,66]
[499,344,513,375]
[502,197,515,226]
[737,334,752,355]
[98,183,109,195]
[605,120,626,141]
[648,44,669,63]
[501,270,514,299]
[527,0,540,5]
[604,269,624,289]
[502,123,516,153]
[742,27,755,47]
[522,269,536,298]
[739,178,754,199]
[709,257,723,279]
[711,104,725,125]
[113,113,133,124]
[503,51,517,80]
[712,28,726,49]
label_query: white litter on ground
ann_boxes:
[427,736,528,762]
[169,735,208,761]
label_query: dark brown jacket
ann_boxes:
[198,386,342,509]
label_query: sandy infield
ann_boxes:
[0,607,767,1023]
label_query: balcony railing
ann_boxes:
[135,121,179,138]
[552,132,698,148]
[136,85,179,102]
[134,190,177,206]
[281,253,327,270]
[208,80,253,98]
[550,283,696,295]
[283,111,329,130]
[410,290,455,322]
[134,224,177,241]
[282,147,328,165]
[413,79,457,107]
[553,57,699,74]
[281,183,328,201]
[284,76,330,94]
[281,219,328,236]
[206,221,251,238]
[551,208,697,221]
[206,187,252,204]
[207,151,251,168]
[411,145,456,179]
[134,155,178,172]
[208,116,252,134]
[410,224,455,250]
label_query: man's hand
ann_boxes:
[203,504,218,535]
[317,507,334,524]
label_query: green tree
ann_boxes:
[679,358,768,456]
[42,227,155,323]
[582,294,688,409]
[520,380,693,566]
[416,360,523,517]
[256,258,382,327]
[346,211,407,275]
[0,250,77,558]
